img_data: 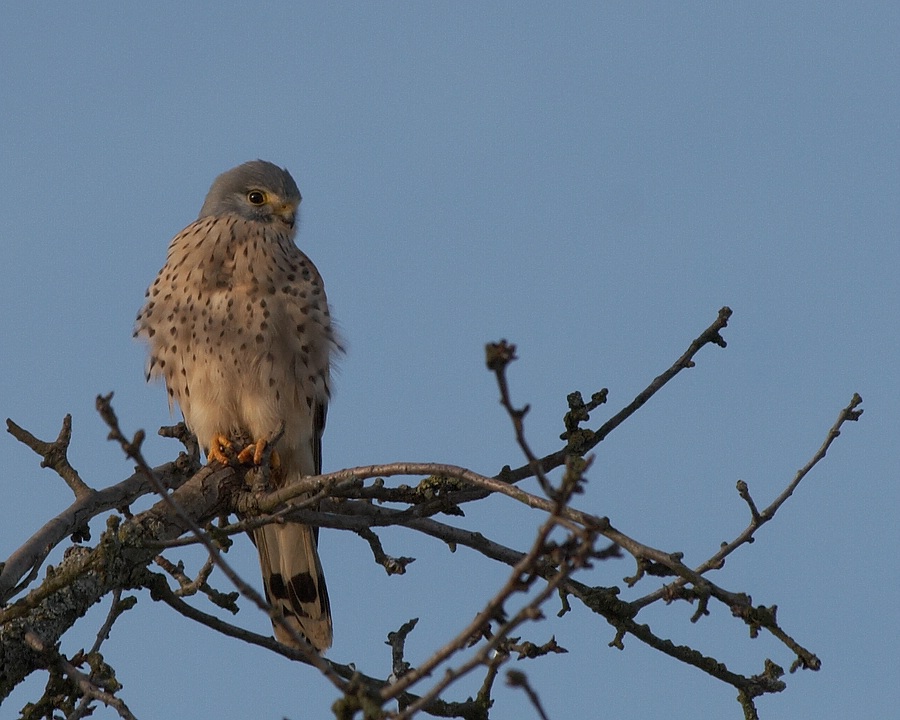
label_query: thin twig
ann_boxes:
[503,306,733,483]
[356,527,416,575]
[632,393,863,612]
[7,415,92,499]
[486,340,556,498]
[506,670,551,720]
[24,630,138,720]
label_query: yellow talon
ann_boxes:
[238,438,267,465]
[208,435,281,472]
[207,434,233,465]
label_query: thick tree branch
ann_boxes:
[0,463,234,699]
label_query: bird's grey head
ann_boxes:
[198,160,302,230]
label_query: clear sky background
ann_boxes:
[1,4,897,719]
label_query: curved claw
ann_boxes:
[238,438,267,465]
[207,434,233,465]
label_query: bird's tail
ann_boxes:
[253,520,332,651]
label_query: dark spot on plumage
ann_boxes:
[289,572,318,604]
[268,572,288,599]
[168,387,174,397]
[268,377,276,387]
[300,306,310,315]
[147,327,156,337]
[169,326,177,335]
[260,321,268,331]
[255,334,265,344]
[266,352,274,363]
[305,396,313,409]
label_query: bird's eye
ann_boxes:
[247,190,266,205]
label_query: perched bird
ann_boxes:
[135,160,340,651]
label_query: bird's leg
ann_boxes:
[207,434,234,465]
[237,439,281,471]
[238,439,282,492]
[237,438,267,465]
[270,448,282,479]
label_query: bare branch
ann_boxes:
[387,617,419,708]
[486,340,555,498]
[505,670,550,720]
[24,627,137,720]
[503,306,733,483]
[356,527,416,575]
[0,454,198,604]
[632,393,864,621]
[6,415,92,500]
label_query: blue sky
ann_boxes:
[1,3,897,718]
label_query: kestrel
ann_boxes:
[135,160,340,651]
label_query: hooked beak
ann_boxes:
[276,202,297,228]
